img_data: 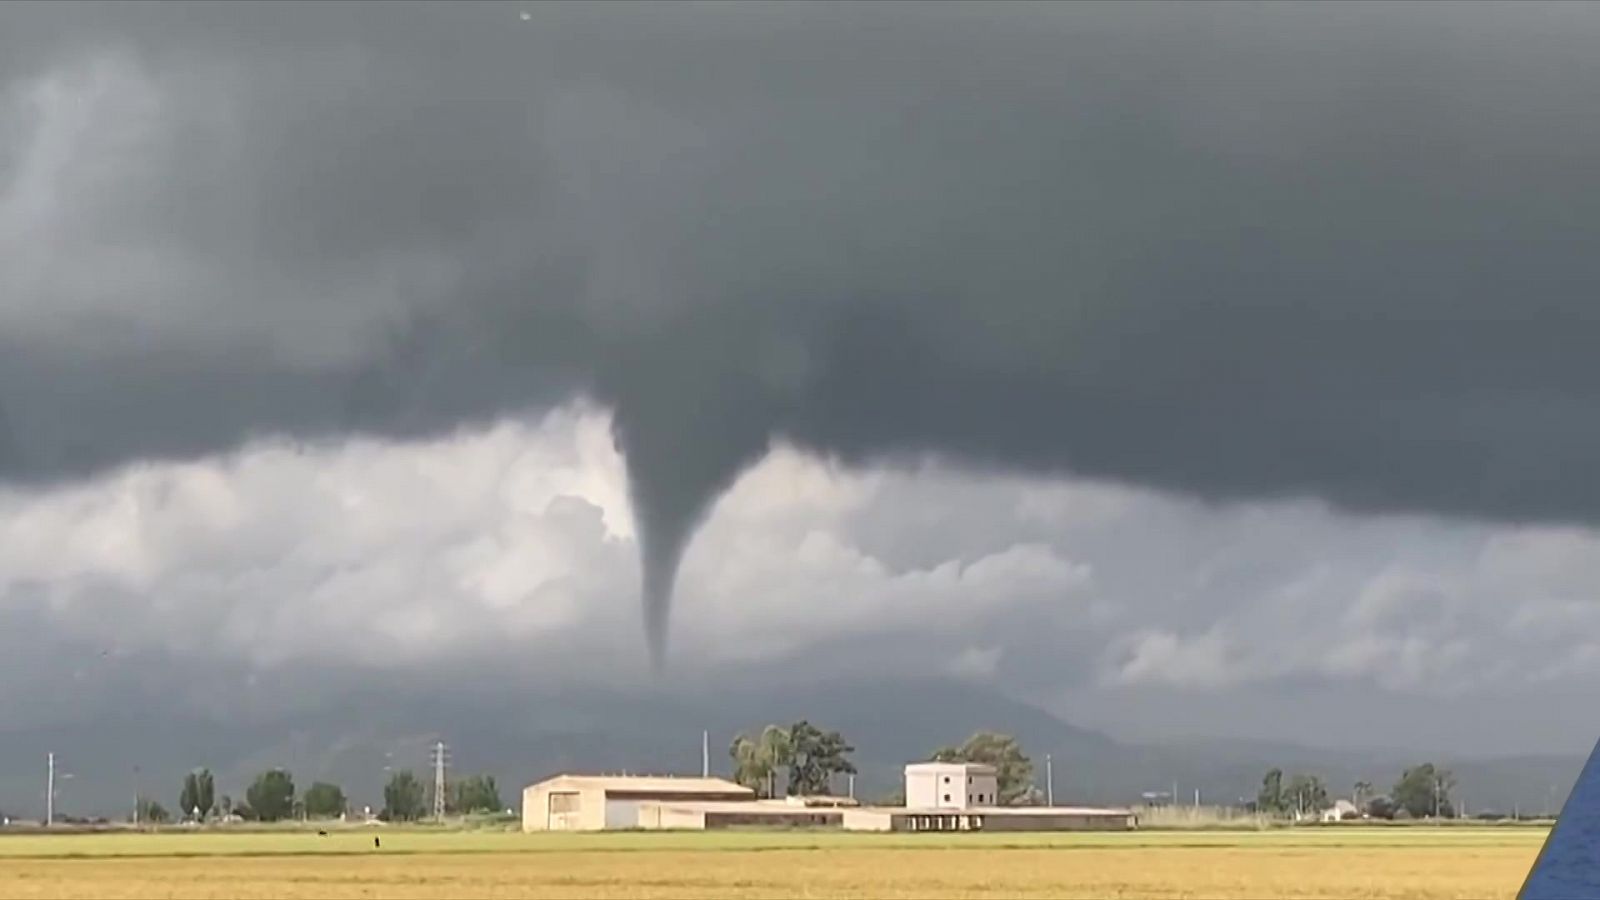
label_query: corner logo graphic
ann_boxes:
[1520,740,1600,899]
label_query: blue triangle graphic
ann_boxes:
[1521,737,1600,899]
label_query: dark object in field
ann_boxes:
[374,836,381,849]
[317,830,327,836]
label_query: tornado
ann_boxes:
[610,377,774,669]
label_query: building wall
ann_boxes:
[905,764,997,810]
[842,809,1135,833]
[906,769,941,809]
[842,809,896,832]
[523,781,758,832]
[703,810,840,829]
[522,781,609,832]
[967,772,999,807]
[980,812,1135,832]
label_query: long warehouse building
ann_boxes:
[522,775,754,831]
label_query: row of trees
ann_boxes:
[1257,763,1457,819]
[729,721,858,798]
[137,767,501,824]
[729,725,1041,806]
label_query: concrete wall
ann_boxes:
[967,773,999,807]
[703,810,842,829]
[842,809,896,832]
[980,812,1135,832]
[522,781,608,832]
[635,803,845,830]
[906,769,940,809]
[905,764,997,810]
[523,781,755,832]
[841,808,1136,833]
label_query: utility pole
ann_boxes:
[1045,755,1054,806]
[702,731,710,778]
[133,766,141,827]
[848,773,855,799]
[430,741,450,821]
[46,753,55,827]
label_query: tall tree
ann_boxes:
[785,720,856,796]
[303,782,347,819]
[383,770,427,822]
[245,769,296,823]
[136,798,170,825]
[452,775,503,814]
[1353,781,1373,813]
[931,732,1035,806]
[729,734,764,793]
[1257,768,1285,815]
[729,725,793,799]
[1393,764,1455,819]
[179,768,215,822]
[1284,774,1329,816]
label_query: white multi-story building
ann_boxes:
[904,761,1000,810]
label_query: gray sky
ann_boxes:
[3,1,1600,760]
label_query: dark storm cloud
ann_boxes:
[4,1,1600,659]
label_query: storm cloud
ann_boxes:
[4,1,1600,660]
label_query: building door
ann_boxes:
[547,792,581,830]
[604,799,642,829]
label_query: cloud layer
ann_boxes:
[4,405,1600,756]
[5,3,1600,657]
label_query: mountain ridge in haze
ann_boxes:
[0,677,1578,819]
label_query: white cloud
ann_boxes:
[1104,629,1244,690]
[3,403,1600,751]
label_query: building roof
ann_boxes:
[525,774,754,796]
[902,805,1133,816]
[642,800,849,815]
[905,761,998,775]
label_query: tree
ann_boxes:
[179,768,215,822]
[452,775,503,814]
[784,720,856,796]
[383,770,427,822]
[1284,774,1329,817]
[1257,768,1285,815]
[136,797,170,824]
[245,769,296,823]
[1366,795,1397,820]
[1394,764,1455,819]
[1353,781,1373,813]
[304,782,347,819]
[730,725,794,799]
[931,732,1035,806]
[218,795,233,818]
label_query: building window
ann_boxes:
[943,776,951,784]
[943,794,951,802]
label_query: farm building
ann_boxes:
[636,797,850,830]
[904,761,1000,809]
[522,775,753,831]
[522,765,1136,833]
[842,805,1136,832]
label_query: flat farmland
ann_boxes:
[0,827,1546,899]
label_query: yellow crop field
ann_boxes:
[0,827,1545,899]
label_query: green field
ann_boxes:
[0,827,1547,899]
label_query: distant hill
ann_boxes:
[0,678,1581,820]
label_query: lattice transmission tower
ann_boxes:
[430,741,450,820]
